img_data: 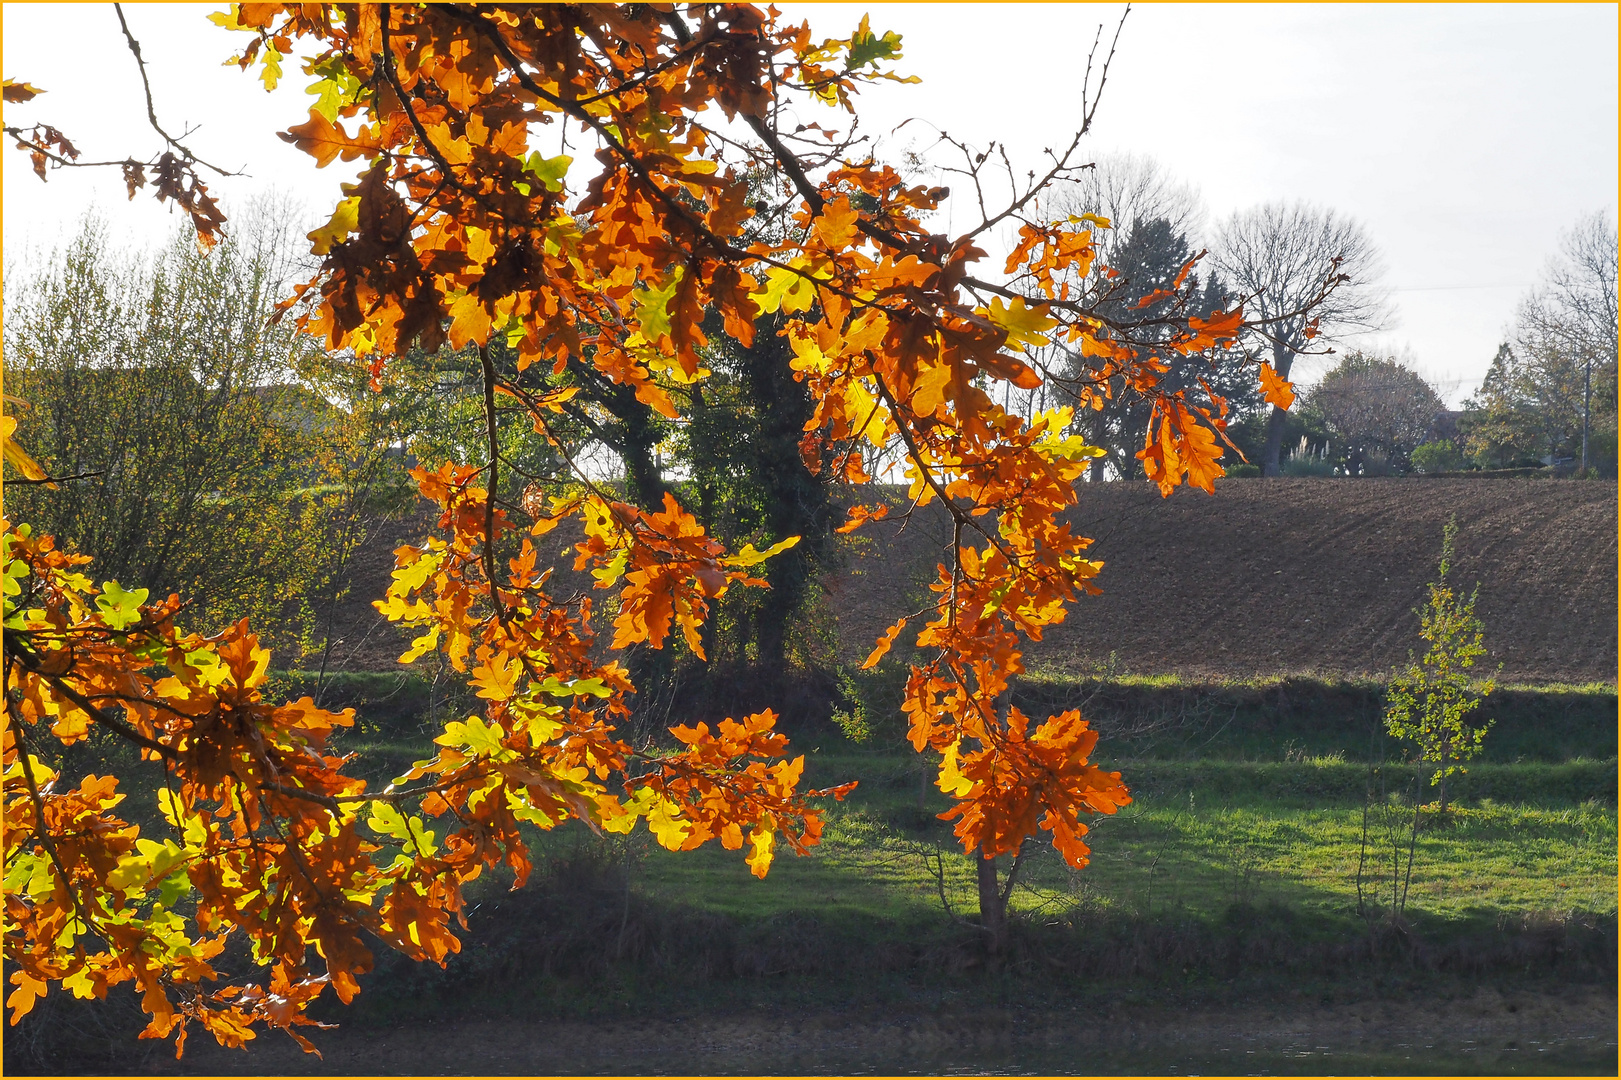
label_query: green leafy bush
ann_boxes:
[1411,439,1468,474]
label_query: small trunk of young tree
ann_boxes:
[1355,777,1372,918]
[975,686,1019,955]
[1399,778,1421,916]
[975,848,1029,957]
[1437,742,1449,817]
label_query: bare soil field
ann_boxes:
[835,477,1617,685]
[324,478,1616,684]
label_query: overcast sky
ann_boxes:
[4,3,1615,404]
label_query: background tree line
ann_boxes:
[5,174,1612,736]
[3,203,415,660]
[1250,212,1619,479]
[1459,212,1618,475]
[1021,156,1616,481]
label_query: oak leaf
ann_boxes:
[1258,361,1296,411]
[278,109,382,168]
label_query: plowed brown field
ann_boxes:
[327,478,1617,684]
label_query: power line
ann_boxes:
[1388,282,1532,293]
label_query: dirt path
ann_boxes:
[104,986,1616,1076]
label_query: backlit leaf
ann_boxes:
[1259,361,1296,410]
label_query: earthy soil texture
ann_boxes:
[309,508,442,673]
[836,477,1617,684]
[323,478,1617,684]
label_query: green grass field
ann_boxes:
[745,753,1620,925]
[265,670,1618,941]
[13,674,1616,1075]
[300,740,1611,1058]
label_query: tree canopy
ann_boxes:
[1212,201,1388,475]
[2,3,1328,1055]
[1303,351,1444,476]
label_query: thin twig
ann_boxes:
[5,470,103,486]
[113,3,242,178]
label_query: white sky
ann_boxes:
[4,3,1616,405]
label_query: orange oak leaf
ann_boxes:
[1259,361,1296,411]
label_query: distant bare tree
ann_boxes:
[1523,212,1620,361]
[1514,212,1618,471]
[1040,156,1242,481]
[1213,202,1390,475]
[1046,151,1204,265]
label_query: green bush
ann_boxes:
[1411,439,1468,474]
[1584,427,1618,477]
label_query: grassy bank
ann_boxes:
[318,744,1617,1023]
[215,750,1620,1034]
[241,670,1621,938]
[267,667,1618,762]
[1009,672,1617,763]
[9,673,1615,1075]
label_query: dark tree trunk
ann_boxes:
[976,852,1007,954]
[689,385,720,664]
[595,380,676,730]
[975,688,1017,955]
[740,319,833,669]
[1260,343,1297,477]
[606,382,669,511]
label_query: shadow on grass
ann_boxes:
[7,839,1613,1075]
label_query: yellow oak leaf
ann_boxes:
[746,827,775,878]
[983,296,1057,351]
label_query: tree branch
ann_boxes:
[113,3,243,178]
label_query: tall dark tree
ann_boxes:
[685,308,840,672]
[1069,216,1262,479]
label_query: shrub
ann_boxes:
[1411,439,1468,474]
[1280,456,1336,477]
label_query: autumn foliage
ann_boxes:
[3,2,1329,1056]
